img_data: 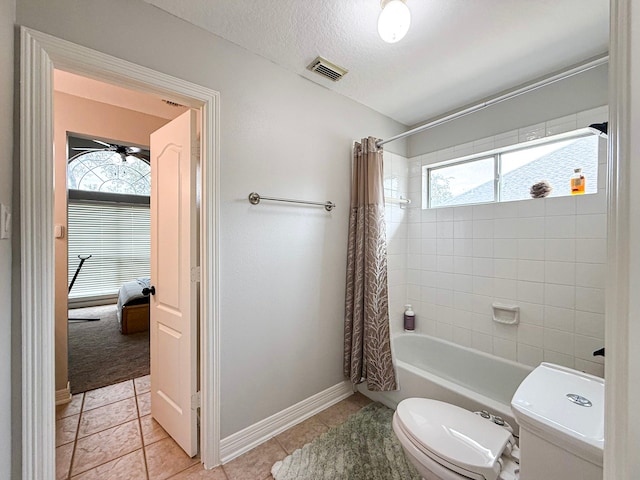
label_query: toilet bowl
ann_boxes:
[393,398,520,480]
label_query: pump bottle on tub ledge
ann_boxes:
[404,304,415,332]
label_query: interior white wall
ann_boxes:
[15,0,408,439]
[0,0,14,477]
[408,64,609,158]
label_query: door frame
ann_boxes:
[19,26,221,477]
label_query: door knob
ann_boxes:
[142,286,156,296]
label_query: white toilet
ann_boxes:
[392,398,520,480]
[393,363,604,480]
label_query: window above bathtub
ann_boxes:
[423,129,600,209]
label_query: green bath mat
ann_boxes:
[271,402,421,480]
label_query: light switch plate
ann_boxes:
[0,204,10,240]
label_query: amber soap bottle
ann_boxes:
[571,168,585,195]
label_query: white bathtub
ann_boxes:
[358,333,533,435]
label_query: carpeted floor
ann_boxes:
[68,304,149,394]
[272,402,421,480]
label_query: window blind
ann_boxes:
[67,201,150,300]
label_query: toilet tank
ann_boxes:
[511,362,604,480]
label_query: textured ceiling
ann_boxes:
[143,0,609,126]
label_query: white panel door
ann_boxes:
[150,110,198,457]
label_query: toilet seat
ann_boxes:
[394,398,519,480]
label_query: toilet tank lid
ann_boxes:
[396,398,512,480]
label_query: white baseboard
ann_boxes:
[55,382,72,405]
[219,380,354,464]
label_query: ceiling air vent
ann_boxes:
[307,57,348,82]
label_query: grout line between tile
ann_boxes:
[135,390,151,480]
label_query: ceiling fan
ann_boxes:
[72,139,150,163]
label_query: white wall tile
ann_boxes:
[473,239,494,258]
[421,222,437,238]
[493,278,517,300]
[454,256,473,275]
[543,350,574,369]
[517,344,543,368]
[437,273,455,291]
[576,193,606,215]
[544,328,575,355]
[576,214,607,239]
[544,306,575,332]
[575,238,607,264]
[453,206,473,221]
[454,291,474,312]
[575,311,605,339]
[518,260,545,283]
[574,334,604,363]
[544,283,575,309]
[421,209,437,222]
[453,274,473,293]
[494,259,518,280]
[494,239,519,259]
[436,207,454,222]
[436,288,454,307]
[517,239,545,260]
[437,255,454,273]
[493,338,517,361]
[472,331,493,354]
[494,201,520,219]
[544,215,576,238]
[473,276,493,297]
[421,270,437,287]
[453,327,473,347]
[517,281,545,304]
[422,239,437,255]
[454,239,473,257]
[473,257,494,277]
[575,263,606,288]
[544,196,576,216]
[517,217,545,238]
[574,358,604,378]
[575,286,605,314]
[453,221,473,239]
[437,238,454,256]
[518,323,544,347]
[472,203,495,220]
[545,261,576,286]
[473,219,494,239]
[519,302,544,326]
[435,321,454,341]
[471,313,494,335]
[545,239,576,262]
[437,221,454,238]
[493,218,518,239]
[517,199,546,217]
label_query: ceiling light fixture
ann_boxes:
[378,0,411,44]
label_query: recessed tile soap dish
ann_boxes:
[492,303,520,325]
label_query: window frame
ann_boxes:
[424,128,597,208]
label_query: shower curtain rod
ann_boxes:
[376,54,609,148]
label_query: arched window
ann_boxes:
[67,149,151,196]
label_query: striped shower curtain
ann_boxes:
[344,137,397,391]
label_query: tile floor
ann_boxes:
[56,376,372,480]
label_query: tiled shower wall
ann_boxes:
[384,151,410,331]
[384,106,608,377]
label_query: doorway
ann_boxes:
[20,27,221,478]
